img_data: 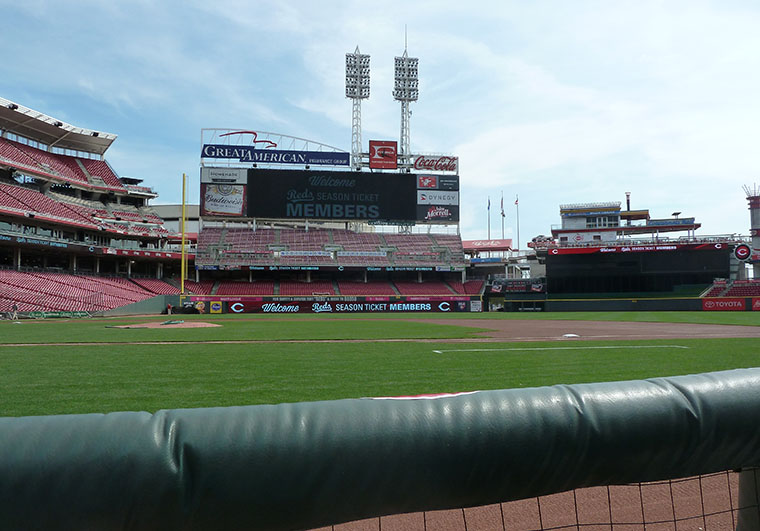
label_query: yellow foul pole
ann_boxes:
[180,173,187,297]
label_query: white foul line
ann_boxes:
[432,345,690,354]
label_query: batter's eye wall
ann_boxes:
[546,248,731,294]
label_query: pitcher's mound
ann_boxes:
[112,321,222,329]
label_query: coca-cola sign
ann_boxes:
[413,155,458,173]
[463,239,513,250]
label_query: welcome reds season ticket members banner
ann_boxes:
[225,300,471,314]
[189,296,474,314]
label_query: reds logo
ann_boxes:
[371,145,395,159]
[369,140,398,169]
[734,244,752,261]
[418,175,437,188]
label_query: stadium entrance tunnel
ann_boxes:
[1,369,760,529]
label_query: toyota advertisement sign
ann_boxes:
[701,298,746,311]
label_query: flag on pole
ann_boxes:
[500,194,505,218]
[515,195,519,206]
[487,196,491,211]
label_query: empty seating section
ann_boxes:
[723,280,760,297]
[0,186,29,212]
[702,280,760,297]
[279,229,330,250]
[0,182,96,227]
[332,229,382,249]
[447,280,485,295]
[79,159,126,191]
[279,280,335,296]
[197,228,464,269]
[430,234,467,263]
[464,280,484,294]
[183,280,215,295]
[0,270,157,312]
[11,141,90,186]
[113,210,145,222]
[0,137,44,170]
[393,281,455,295]
[198,227,224,243]
[0,181,169,236]
[703,284,727,297]
[337,281,396,296]
[0,138,129,191]
[131,278,180,295]
[216,280,275,295]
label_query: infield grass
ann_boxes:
[1,309,759,417]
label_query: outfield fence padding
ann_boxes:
[1,369,760,530]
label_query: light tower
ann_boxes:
[743,183,760,278]
[393,48,419,170]
[345,47,370,170]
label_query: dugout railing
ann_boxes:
[1,368,759,530]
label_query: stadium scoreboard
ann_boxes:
[201,168,459,223]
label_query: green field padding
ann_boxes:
[1,368,760,530]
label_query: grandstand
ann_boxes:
[0,100,481,316]
[0,97,182,314]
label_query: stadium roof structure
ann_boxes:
[0,97,116,156]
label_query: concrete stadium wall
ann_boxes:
[104,295,180,316]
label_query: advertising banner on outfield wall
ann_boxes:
[701,298,746,311]
[224,300,471,314]
[753,298,760,311]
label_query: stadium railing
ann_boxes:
[1,369,759,530]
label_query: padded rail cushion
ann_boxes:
[2,368,760,530]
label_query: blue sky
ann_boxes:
[2,0,759,244]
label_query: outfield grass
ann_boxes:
[0,311,759,345]
[1,310,759,417]
[0,316,489,344]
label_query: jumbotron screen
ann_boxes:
[237,168,459,222]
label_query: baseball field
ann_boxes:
[1,311,759,417]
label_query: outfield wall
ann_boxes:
[502,296,760,312]
[185,295,482,314]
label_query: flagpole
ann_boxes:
[487,196,491,241]
[515,195,520,252]
[501,191,504,239]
